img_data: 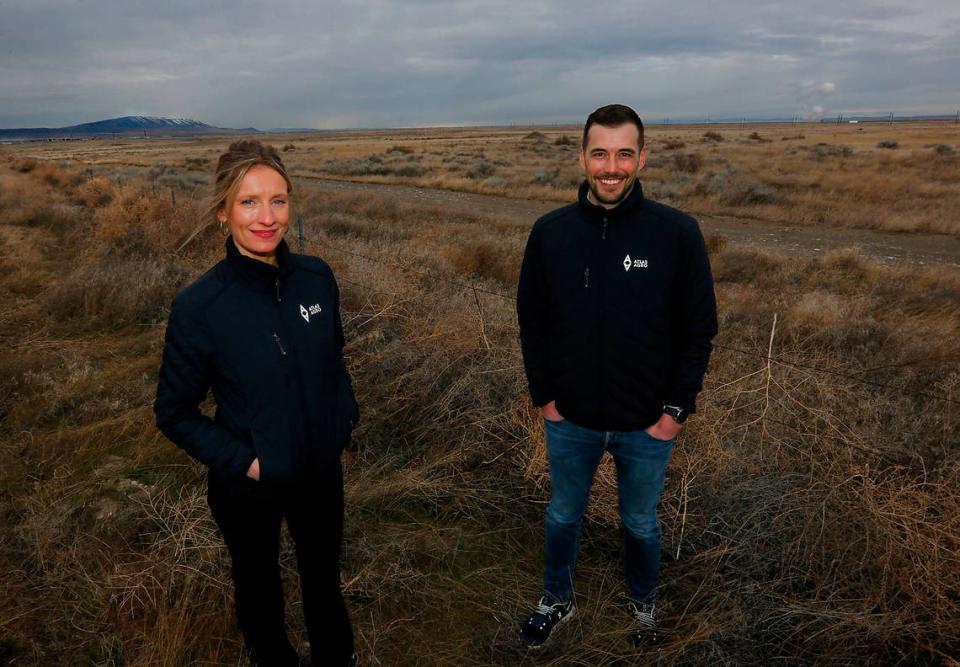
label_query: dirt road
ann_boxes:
[300,176,960,268]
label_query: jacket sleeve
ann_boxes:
[664,222,719,413]
[154,298,257,478]
[516,222,555,407]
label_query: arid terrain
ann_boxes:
[1,121,958,665]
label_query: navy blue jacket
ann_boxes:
[155,237,359,495]
[517,182,718,432]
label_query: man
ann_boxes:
[516,104,718,648]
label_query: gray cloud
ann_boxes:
[1,0,957,128]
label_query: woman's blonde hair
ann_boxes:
[209,139,292,223]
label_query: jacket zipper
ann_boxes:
[584,266,590,288]
[598,217,607,421]
[273,332,287,356]
[275,278,282,302]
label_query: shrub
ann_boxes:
[812,143,853,159]
[877,140,899,149]
[282,143,296,152]
[11,157,38,173]
[465,162,496,180]
[393,163,427,178]
[323,159,391,177]
[554,135,576,146]
[36,162,81,188]
[671,153,703,174]
[662,139,686,150]
[932,144,953,155]
[705,234,728,255]
[647,176,689,200]
[712,247,785,284]
[694,169,781,206]
[481,176,509,189]
[386,145,414,155]
[76,176,115,207]
[530,168,560,185]
[748,131,771,143]
[722,178,781,205]
[703,131,724,142]
[445,238,519,285]
[46,255,188,328]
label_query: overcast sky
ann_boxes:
[1,0,958,129]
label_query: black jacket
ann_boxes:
[517,182,717,432]
[155,237,359,495]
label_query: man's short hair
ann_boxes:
[582,104,645,150]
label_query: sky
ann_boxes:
[1,0,958,129]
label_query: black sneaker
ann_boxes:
[628,600,659,647]
[519,596,575,649]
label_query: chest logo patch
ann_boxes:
[299,303,322,322]
[623,254,649,271]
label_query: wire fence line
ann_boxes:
[303,232,960,407]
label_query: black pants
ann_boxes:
[208,463,354,666]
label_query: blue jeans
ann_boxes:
[542,418,674,604]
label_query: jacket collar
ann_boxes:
[577,180,645,222]
[225,236,294,290]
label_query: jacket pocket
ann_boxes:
[250,430,296,487]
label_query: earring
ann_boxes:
[218,219,227,235]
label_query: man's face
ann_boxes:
[579,123,646,209]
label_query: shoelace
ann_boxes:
[630,604,656,628]
[535,600,561,617]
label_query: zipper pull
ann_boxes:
[584,266,590,288]
[273,333,287,356]
[275,278,281,302]
[602,218,608,240]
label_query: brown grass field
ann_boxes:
[0,121,959,665]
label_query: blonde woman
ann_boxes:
[156,140,359,666]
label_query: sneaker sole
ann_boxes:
[522,606,576,651]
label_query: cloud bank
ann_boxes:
[1,0,958,128]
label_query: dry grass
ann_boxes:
[0,145,958,665]
[9,120,959,236]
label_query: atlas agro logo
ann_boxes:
[299,303,322,322]
[623,254,649,271]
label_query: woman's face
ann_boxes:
[220,164,290,264]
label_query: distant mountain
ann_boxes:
[0,115,257,140]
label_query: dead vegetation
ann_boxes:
[0,143,958,665]
[9,120,959,237]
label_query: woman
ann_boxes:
[155,140,359,666]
